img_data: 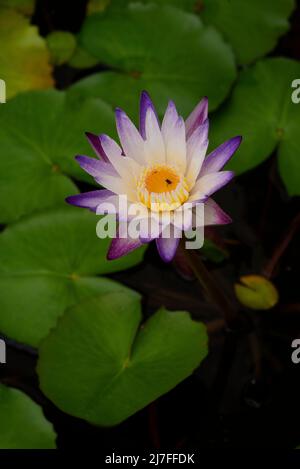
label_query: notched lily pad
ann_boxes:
[235,275,279,310]
[210,58,300,196]
[0,88,115,223]
[0,207,145,346]
[77,3,236,119]
[38,293,208,426]
[202,0,295,64]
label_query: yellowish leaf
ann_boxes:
[0,8,54,99]
[235,275,279,310]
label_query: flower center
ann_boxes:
[137,165,189,212]
[145,167,180,193]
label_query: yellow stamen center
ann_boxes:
[145,167,180,193]
[137,165,189,212]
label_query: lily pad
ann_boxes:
[0,207,144,346]
[87,0,110,14]
[38,293,208,426]
[68,45,99,69]
[0,0,35,16]
[210,58,300,196]
[202,238,229,264]
[235,275,279,310]
[105,0,197,11]
[202,0,295,64]
[0,9,53,99]
[0,88,115,223]
[46,31,77,66]
[77,3,236,119]
[0,384,56,449]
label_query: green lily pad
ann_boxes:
[0,88,116,223]
[210,58,300,196]
[38,293,208,426]
[105,0,197,11]
[202,238,229,264]
[87,0,110,14]
[0,384,56,449]
[0,9,53,99]
[0,0,35,16]
[0,207,144,346]
[77,3,236,119]
[46,31,77,66]
[202,0,295,64]
[68,45,99,69]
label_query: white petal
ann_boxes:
[115,108,146,164]
[161,100,178,141]
[99,134,130,178]
[185,120,209,186]
[95,172,137,201]
[165,116,186,172]
[172,205,193,231]
[144,106,165,165]
[188,171,234,202]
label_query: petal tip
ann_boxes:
[65,195,73,205]
[106,250,117,261]
[140,90,151,101]
[65,194,80,207]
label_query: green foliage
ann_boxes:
[0,0,35,16]
[0,89,116,223]
[0,384,56,449]
[77,3,236,120]
[0,207,144,346]
[210,58,300,195]
[107,0,197,11]
[202,239,229,264]
[0,8,53,99]
[38,293,208,426]
[68,45,99,69]
[0,0,297,436]
[202,0,295,64]
[47,31,77,66]
[87,0,110,14]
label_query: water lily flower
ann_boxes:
[66,92,241,262]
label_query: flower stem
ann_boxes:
[262,211,300,278]
[179,241,240,330]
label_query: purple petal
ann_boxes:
[107,236,142,260]
[204,198,232,225]
[75,155,118,178]
[139,91,159,139]
[85,132,109,162]
[66,189,113,212]
[156,235,180,263]
[201,136,242,176]
[185,97,208,139]
[140,236,153,244]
